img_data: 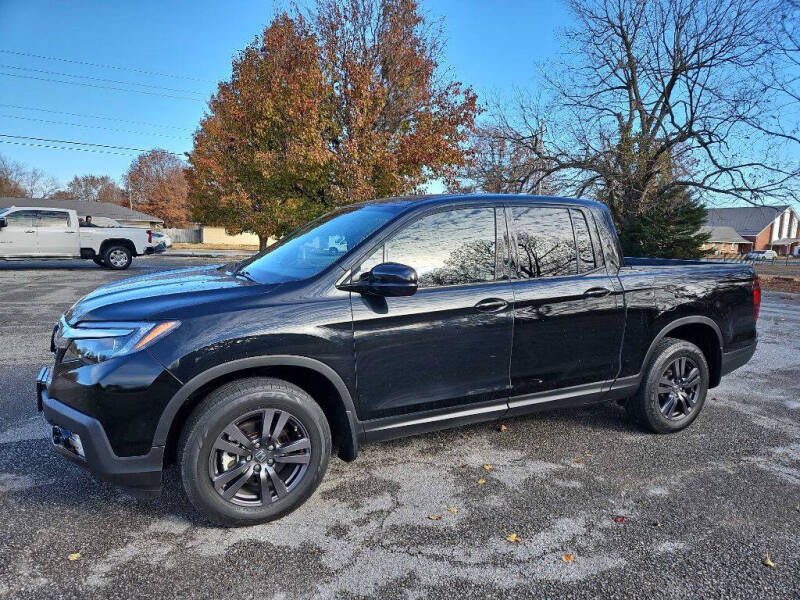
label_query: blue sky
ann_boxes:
[0,0,569,186]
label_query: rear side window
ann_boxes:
[511,206,577,278]
[4,210,37,227]
[382,207,497,288]
[570,209,596,272]
[37,211,70,228]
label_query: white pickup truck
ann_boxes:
[0,206,164,269]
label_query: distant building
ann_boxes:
[0,196,163,228]
[699,226,753,255]
[705,205,800,256]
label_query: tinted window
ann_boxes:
[570,209,596,272]
[37,211,70,228]
[383,207,496,288]
[511,206,577,278]
[4,210,37,228]
[237,204,403,284]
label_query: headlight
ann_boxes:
[62,320,180,364]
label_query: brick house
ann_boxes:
[699,226,753,255]
[705,205,800,256]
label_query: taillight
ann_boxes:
[752,277,761,322]
[147,229,152,243]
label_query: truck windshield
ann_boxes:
[0,208,8,216]
[236,204,403,284]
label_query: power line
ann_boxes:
[0,139,140,156]
[0,49,215,84]
[0,113,190,140]
[0,64,206,96]
[0,133,185,155]
[0,103,192,131]
[0,71,205,102]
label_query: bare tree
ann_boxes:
[0,153,59,198]
[65,175,125,204]
[486,0,798,227]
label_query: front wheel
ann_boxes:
[626,337,709,433]
[103,245,132,270]
[179,377,331,527]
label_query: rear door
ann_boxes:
[35,210,78,257]
[506,204,625,413]
[351,204,514,427]
[0,209,38,256]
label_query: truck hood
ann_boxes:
[65,265,272,323]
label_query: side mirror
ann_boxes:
[339,262,418,297]
[0,217,6,229]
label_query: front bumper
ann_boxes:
[37,368,163,496]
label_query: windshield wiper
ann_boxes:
[234,269,256,283]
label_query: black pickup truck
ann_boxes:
[37,194,759,526]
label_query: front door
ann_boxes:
[0,209,38,256]
[351,205,514,428]
[506,204,625,413]
[36,210,78,257]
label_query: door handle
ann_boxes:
[24,230,35,233]
[583,287,611,298]
[64,231,76,234]
[474,297,508,312]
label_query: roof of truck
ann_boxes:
[350,193,602,211]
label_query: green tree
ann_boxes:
[613,186,710,259]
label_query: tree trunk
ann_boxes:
[259,235,270,252]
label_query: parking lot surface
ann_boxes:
[0,257,798,599]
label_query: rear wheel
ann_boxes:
[179,377,331,527]
[626,337,709,433]
[103,245,132,270]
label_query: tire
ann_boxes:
[92,256,105,267]
[103,245,132,270]
[626,337,709,433]
[178,377,331,527]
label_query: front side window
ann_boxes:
[511,206,577,278]
[37,211,70,228]
[377,207,496,288]
[237,204,404,284]
[4,210,37,228]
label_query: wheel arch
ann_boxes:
[156,355,361,465]
[100,238,136,257]
[643,316,723,388]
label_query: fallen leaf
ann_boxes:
[613,515,625,523]
[562,553,575,563]
[651,520,663,527]
[584,451,593,458]
[447,506,459,514]
[506,532,521,543]
[428,514,443,521]
[763,552,775,568]
[461,433,469,440]
[67,553,81,561]
[483,464,493,471]
[459,463,467,468]
[498,424,509,432]
[572,457,584,464]
[477,477,486,485]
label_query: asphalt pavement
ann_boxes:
[0,256,798,599]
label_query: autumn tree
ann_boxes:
[188,13,334,249]
[313,0,479,202]
[125,149,190,228]
[65,174,125,204]
[481,0,797,235]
